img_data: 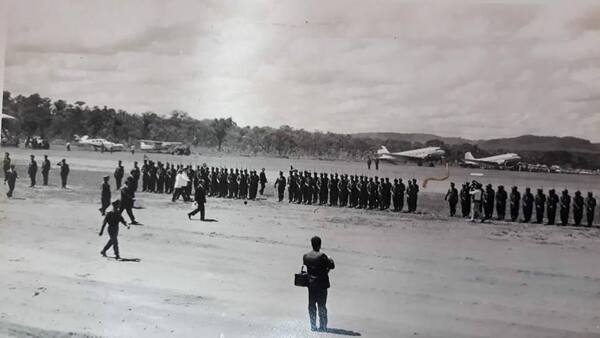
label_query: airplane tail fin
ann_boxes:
[465,152,475,160]
[377,145,390,155]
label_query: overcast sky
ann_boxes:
[2,0,599,141]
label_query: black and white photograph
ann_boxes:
[1,0,599,337]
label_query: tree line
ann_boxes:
[3,91,598,168]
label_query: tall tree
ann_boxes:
[211,117,236,151]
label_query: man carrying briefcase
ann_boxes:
[302,236,335,332]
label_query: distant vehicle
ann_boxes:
[376,145,445,165]
[139,140,190,155]
[74,135,124,151]
[25,136,50,149]
[550,165,562,173]
[462,152,521,168]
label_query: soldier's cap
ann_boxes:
[30,154,35,157]
[103,175,110,179]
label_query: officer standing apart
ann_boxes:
[41,155,51,185]
[259,168,267,196]
[28,155,37,187]
[2,152,10,182]
[57,159,70,188]
[274,171,286,202]
[303,236,335,332]
[99,200,130,260]
[114,160,124,190]
[444,182,458,216]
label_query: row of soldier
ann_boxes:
[3,152,70,197]
[274,170,421,212]
[445,182,597,226]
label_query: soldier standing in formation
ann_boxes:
[534,189,546,224]
[521,188,534,223]
[114,160,124,190]
[585,192,596,227]
[5,165,18,198]
[495,185,507,220]
[509,186,520,222]
[99,176,111,215]
[57,159,70,188]
[573,191,584,226]
[482,184,495,222]
[28,155,37,187]
[41,155,51,185]
[560,190,571,226]
[546,189,558,225]
[444,182,458,216]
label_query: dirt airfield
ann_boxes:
[1,147,600,337]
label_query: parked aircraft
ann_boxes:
[139,140,190,155]
[462,152,521,168]
[376,145,445,165]
[74,135,124,151]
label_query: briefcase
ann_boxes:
[294,266,308,287]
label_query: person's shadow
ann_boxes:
[201,218,218,222]
[322,328,361,336]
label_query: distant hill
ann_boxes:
[476,135,600,154]
[353,132,473,146]
[353,133,600,154]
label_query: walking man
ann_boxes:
[303,236,335,332]
[120,178,140,225]
[188,180,207,221]
[5,165,18,198]
[99,176,111,215]
[99,200,130,260]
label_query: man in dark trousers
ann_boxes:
[3,152,10,182]
[274,171,286,202]
[460,182,471,218]
[509,186,520,222]
[482,184,495,222]
[547,189,558,225]
[259,168,267,196]
[57,159,70,188]
[521,188,534,223]
[41,155,51,185]
[303,236,335,332]
[5,165,18,198]
[99,176,111,215]
[120,178,140,225]
[99,200,130,260]
[367,157,372,170]
[444,182,458,216]
[114,160,124,190]
[560,189,571,226]
[28,155,37,187]
[534,189,546,224]
[188,180,207,221]
[496,185,507,220]
[374,158,379,170]
[585,192,596,227]
[573,191,584,226]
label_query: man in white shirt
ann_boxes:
[172,169,190,202]
[469,181,483,222]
